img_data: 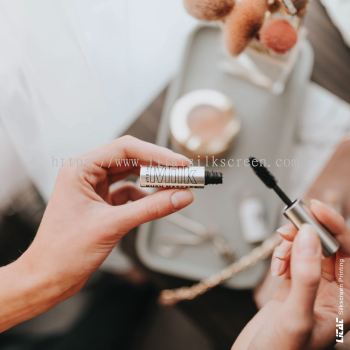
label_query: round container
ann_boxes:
[169,89,240,158]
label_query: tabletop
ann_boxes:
[122,1,350,349]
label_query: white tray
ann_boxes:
[136,25,314,289]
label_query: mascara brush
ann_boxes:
[248,157,293,207]
[249,157,340,257]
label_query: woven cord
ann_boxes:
[159,233,281,305]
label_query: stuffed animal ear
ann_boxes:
[183,0,234,21]
[223,0,267,55]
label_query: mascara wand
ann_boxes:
[248,156,340,257]
[248,157,293,207]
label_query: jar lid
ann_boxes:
[170,89,240,157]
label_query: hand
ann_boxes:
[0,136,194,332]
[232,200,350,350]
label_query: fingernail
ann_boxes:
[310,199,323,207]
[297,224,320,257]
[277,223,294,237]
[172,151,191,162]
[171,190,194,209]
[271,258,284,276]
[274,241,291,259]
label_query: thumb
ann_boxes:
[112,189,194,234]
[286,225,322,322]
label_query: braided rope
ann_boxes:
[159,233,281,305]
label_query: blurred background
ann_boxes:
[0,1,211,349]
[0,0,349,349]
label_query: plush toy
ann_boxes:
[183,0,308,55]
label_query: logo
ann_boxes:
[336,318,344,343]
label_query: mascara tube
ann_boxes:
[248,157,340,257]
[284,200,340,257]
[139,166,223,189]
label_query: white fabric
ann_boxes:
[321,0,350,47]
[0,0,195,200]
[289,83,350,200]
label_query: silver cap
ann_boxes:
[284,200,340,257]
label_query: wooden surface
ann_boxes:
[305,1,350,104]
[122,1,350,349]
